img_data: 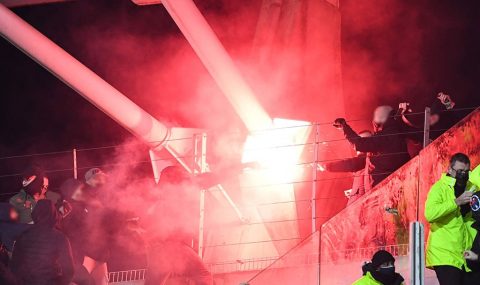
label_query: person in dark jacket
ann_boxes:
[322,130,373,205]
[334,106,410,186]
[145,166,213,285]
[60,179,94,285]
[10,199,74,285]
[398,92,460,157]
[0,203,29,253]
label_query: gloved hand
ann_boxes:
[437,92,455,109]
[333,118,347,129]
[398,102,412,114]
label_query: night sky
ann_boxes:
[0,0,479,197]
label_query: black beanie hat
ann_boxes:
[371,250,395,269]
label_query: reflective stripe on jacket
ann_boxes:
[425,173,478,270]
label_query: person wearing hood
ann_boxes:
[10,199,74,285]
[0,203,29,253]
[425,153,478,285]
[353,250,404,285]
[60,179,94,285]
[334,105,410,186]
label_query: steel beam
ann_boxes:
[0,3,170,149]
[161,0,272,131]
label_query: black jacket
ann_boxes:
[10,200,74,285]
[342,115,410,186]
[467,221,480,272]
[0,203,29,252]
[61,201,89,265]
[325,156,366,173]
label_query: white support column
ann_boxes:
[0,3,170,149]
[194,133,208,258]
[161,0,272,131]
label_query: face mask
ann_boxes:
[455,171,469,186]
[378,265,395,276]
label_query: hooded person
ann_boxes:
[10,199,74,285]
[353,250,404,285]
[334,105,410,186]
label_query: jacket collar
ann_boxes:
[439,173,478,192]
[440,173,456,187]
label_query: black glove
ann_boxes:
[333,118,347,129]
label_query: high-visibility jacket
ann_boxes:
[425,173,479,270]
[352,272,404,285]
[471,165,480,188]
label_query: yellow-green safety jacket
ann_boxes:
[425,170,480,270]
[352,272,404,285]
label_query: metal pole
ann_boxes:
[409,222,425,285]
[161,0,272,131]
[198,133,207,258]
[73,148,78,179]
[0,4,169,149]
[311,123,320,233]
[423,107,431,148]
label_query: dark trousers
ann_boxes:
[73,264,95,285]
[434,265,480,285]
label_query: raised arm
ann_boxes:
[324,156,366,173]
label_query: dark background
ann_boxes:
[0,0,479,198]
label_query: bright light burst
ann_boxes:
[242,118,312,184]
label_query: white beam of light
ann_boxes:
[160,0,272,131]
